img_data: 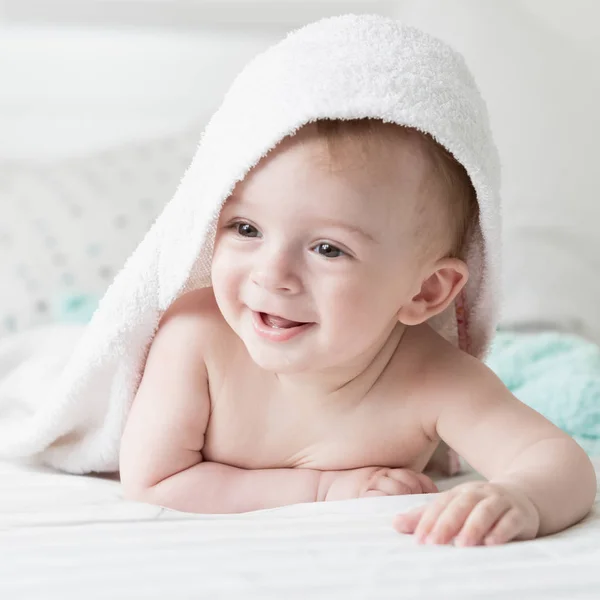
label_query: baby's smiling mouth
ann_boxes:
[260,312,308,329]
[250,309,315,342]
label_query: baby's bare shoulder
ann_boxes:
[158,288,242,379]
[409,325,505,437]
[158,288,229,344]
[412,326,570,481]
[405,323,488,378]
[161,287,221,325]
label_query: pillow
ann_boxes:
[0,123,203,338]
[400,0,600,342]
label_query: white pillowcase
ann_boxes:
[0,124,202,338]
[401,0,600,342]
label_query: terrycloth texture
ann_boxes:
[0,14,501,473]
[487,331,600,457]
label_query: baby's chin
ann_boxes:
[244,344,315,375]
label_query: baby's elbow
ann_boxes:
[119,462,163,505]
[581,452,598,513]
[119,448,166,505]
[121,479,183,513]
[120,475,156,505]
[564,441,597,527]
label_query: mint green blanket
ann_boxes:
[487,331,600,456]
[56,294,600,455]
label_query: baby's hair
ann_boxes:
[311,118,479,260]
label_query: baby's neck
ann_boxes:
[271,322,408,407]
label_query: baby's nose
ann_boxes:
[250,252,302,294]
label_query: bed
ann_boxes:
[1,457,598,599]
[2,1,600,597]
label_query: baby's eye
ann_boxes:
[234,222,260,238]
[313,242,344,258]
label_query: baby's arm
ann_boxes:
[396,358,597,544]
[119,293,435,513]
[119,293,325,513]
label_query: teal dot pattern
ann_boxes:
[0,124,202,337]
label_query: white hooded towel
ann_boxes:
[0,14,501,474]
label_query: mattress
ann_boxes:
[0,458,598,599]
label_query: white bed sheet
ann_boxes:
[0,458,598,599]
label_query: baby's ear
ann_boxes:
[397,258,469,326]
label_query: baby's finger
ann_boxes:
[426,493,482,545]
[413,492,455,543]
[455,496,510,547]
[415,472,439,494]
[393,505,427,534]
[483,508,525,546]
[387,470,436,494]
[361,489,387,498]
[372,474,413,496]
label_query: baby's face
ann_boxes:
[211,125,434,374]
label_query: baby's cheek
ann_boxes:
[327,292,383,345]
[212,245,238,289]
[341,282,393,322]
[210,265,226,301]
[211,259,239,312]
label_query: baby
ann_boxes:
[119,117,596,547]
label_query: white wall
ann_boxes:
[0,0,398,30]
[0,26,278,160]
[0,0,399,160]
[520,0,600,50]
[1,0,598,161]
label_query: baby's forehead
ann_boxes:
[235,142,420,204]
[247,124,430,193]
[298,121,428,164]
[226,121,454,240]
[226,135,435,244]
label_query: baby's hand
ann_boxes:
[393,481,540,546]
[322,467,438,502]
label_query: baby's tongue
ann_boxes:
[263,313,302,329]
